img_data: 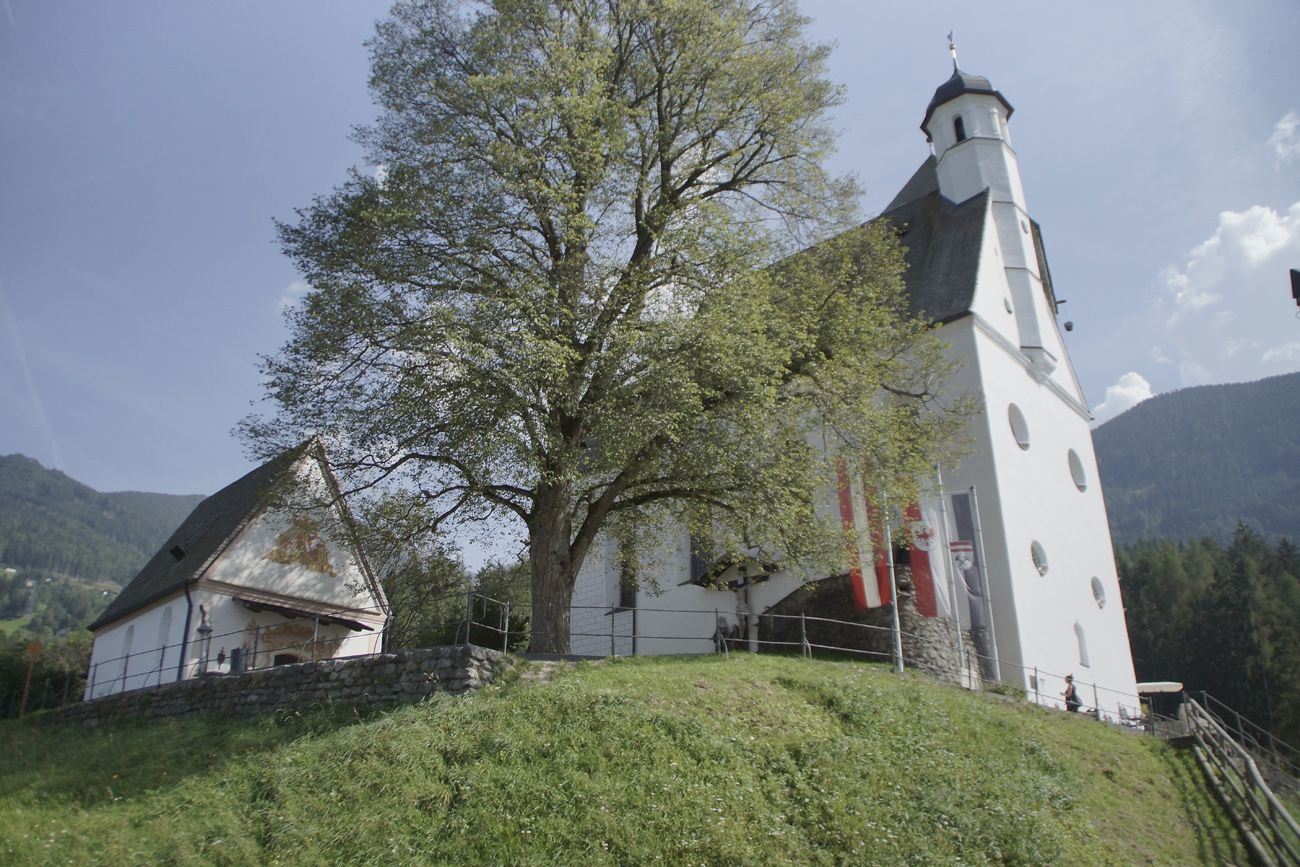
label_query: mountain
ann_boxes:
[1094,372,1300,545]
[0,455,206,585]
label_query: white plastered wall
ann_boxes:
[949,316,1137,713]
[85,593,187,699]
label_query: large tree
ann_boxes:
[246,0,960,653]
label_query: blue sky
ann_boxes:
[2,1,1298,518]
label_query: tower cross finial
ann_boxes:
[947,31,959,71]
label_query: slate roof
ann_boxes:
[88,440,317,631]
[876,157,990,324]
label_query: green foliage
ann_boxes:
[0,632,90,719]
[0,656,1242,864]
[1095,372,1300,544]
[0,454,204,585]
[0,568,115,639]
[1118,527,1300,745]
[245,0,962,652]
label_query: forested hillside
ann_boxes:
[0,455,204,585]
[1117,527,1300,745]
[1094,372,1300,545]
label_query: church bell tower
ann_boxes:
[921,49,1062,382]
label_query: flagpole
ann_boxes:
[935,466,967,686]
[968,485,1001,682]
[880,485,905,675]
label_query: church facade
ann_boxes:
[568,63,1140,715]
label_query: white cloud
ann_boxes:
[1262,342,1300,365]
[278,280,310,311]
[1142,200,1300,387]
[1092,371,1154,424]
[1268,111,1300,165]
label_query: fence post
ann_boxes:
[1093,683,1102,721]
[465,590,475,646]
[89,662,98,700]
[252,626,260,671]
[502,601,511,653]
[610,610,616,658]
[800,612,810,659]
[1033,666,1040,706]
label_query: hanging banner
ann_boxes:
[949,492,987,629]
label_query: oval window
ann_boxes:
[1091,577,1106,608]
[1031,541,1048,576]
[1068,449,1087,491]
[1008,405,1030,450]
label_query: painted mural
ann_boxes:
[264,515,336,575]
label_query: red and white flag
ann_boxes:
[905,502,952,619]
[834,460,890,610]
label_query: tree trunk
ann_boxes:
[528,483,577,654]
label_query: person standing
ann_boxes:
[1063,674,1082,713]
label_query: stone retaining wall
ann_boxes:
[761,570,982,688]
[43,645,507,726]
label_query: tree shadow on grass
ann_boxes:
[1159,744,1247,865]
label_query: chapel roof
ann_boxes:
[88,439,340,631]
[877,157,990,324]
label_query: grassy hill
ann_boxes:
[1,656,1243,865]
[1094,371,1300,545]
[0,454,205,586]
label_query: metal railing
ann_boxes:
[81,598,396,701]
[478,596,1156,732]
[1196,691,1300,796]
[1185,694,1300,866]
[51,589,1175,742]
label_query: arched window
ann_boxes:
[1074,621,1090,667]
[953,115,967,142]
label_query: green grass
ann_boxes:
[0,655,1244,865]
[0,613,34,638]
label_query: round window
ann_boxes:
[1031,541,1048,576]
[1068,449,1087,491]
[1091,577,1106,608]
[1008,405,1030,450]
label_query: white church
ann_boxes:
[569,60,1140,715]
[84,440,388,699]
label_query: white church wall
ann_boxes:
[965,197,1019,328]
[85,594,186,699]
[961,322,1137,708]
[205,509,381,617]
[932,100,1026,210]
[930,319,1028,673]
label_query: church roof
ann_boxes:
[878,158,990,324]
[88,439,326,631]
[922,68,1014,134]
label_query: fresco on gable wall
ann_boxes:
[264,515,337,575]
